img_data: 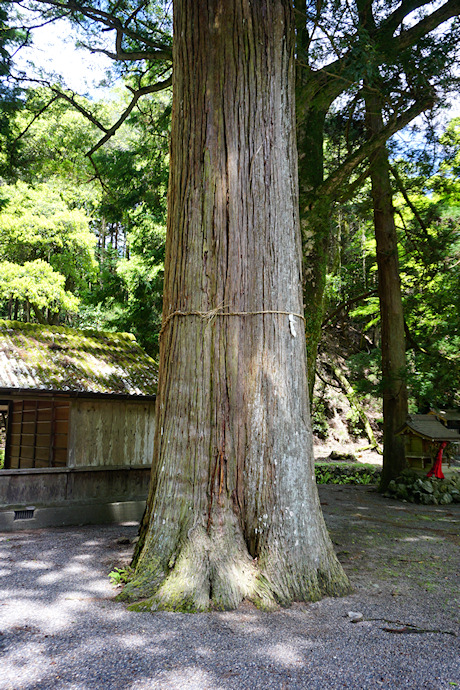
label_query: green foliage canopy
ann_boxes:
[0,259,80,319]
[0,180,96,290]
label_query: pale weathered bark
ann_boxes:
[122,0,349,611]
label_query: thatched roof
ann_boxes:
[0,320,158,397]
[397,414,460,442]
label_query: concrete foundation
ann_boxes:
[0,466,151,531]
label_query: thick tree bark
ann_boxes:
[122,0,349,611]
[364,91,408,488]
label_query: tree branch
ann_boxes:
[379,0,436,38]
[82,43,170,62]
[13,0,173,55]
[322,290,378,327]
[315,367,343,390]
[51,88,109,132]
[394,0,460,52]
[11,95,60,143]
[9,74,110,132]
[314,94,435,203]
[390,164,429,234]
[337,163,372,203]
[302,0,460,115]
[85,75,172,157]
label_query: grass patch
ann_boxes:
[315,462,381,485]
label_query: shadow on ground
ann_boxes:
[0,486,459,690]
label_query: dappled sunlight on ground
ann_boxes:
[398,535,441,542]
[261,642,315,666]
[0,495,459,689]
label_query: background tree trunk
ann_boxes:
[364,90,408,487]
[296,100,331,396]
[294,4,331,395]
[124,0,349,611]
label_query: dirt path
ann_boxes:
[0,485,458,689]
[319,485,460,625]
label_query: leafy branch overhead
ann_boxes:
[7,0,459,171]
[9,0,173,157]
[298,0,460,207]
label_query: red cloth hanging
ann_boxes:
[426,441,447,480]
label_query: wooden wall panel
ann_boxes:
[68,399,156,468]
[4,395,155,470]
[6,397,70,469]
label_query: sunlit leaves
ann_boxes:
[0,258,80,315]
[0,180,97,291]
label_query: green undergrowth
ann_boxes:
[109,566,133,586]
[384,470,460,505]
[315,462,381,485]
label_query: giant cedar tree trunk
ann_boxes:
[123,0,349,611]
[365,91,408,488]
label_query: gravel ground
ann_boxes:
[1,485,459,690]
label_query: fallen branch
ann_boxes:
[322,289,378,327]
[328,363,382,453]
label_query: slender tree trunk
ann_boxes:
[294,5,331,395]
[99,217,106,286]
[31,304,47,325]
[295,5,342,397]
[296,96,332,395]
[301,196,332,397]
[123,0,349,612]
[364,90,408,488]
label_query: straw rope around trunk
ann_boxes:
[159,307,306,339]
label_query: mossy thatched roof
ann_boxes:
[0,320,158,396]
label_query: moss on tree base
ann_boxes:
[117,520,350,613]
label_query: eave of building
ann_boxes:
[398,425,460,443]
[0,387,156,402]
[0,320,158,397]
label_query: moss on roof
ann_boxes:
[0,320,158,396]
[397,414,460,442]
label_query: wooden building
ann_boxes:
[0,320,157,530]
[397,414,460,472]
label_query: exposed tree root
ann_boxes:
[119,522,277,611]
[120,512,350,612]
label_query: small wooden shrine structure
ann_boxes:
[397,413,460,472]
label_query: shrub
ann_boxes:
[315,462,381,485]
